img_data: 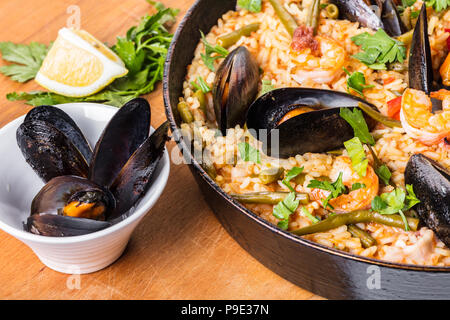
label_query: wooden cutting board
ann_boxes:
[0,0,322,299]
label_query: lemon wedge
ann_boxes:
[35,28,128,97]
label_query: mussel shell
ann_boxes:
[27,213,111,237]
[108,121,169,219]
[408,4,433,94]
[405,154,450,246]
[25,105,93,163]
[381,0,407,37]
[330,0,384,31]
[89,98,151,188]
[246,88,377,158]
[31,175,115,219]
[17,120,89,182]
[213,46,259,135]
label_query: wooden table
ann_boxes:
[0,0,321,299]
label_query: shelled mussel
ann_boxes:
[17,99,169,237]
[245,88,378,158]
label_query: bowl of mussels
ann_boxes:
[0,98,170,274]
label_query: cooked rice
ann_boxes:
[179,0,450,266]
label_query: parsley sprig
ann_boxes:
[351,29,406,70]
[238,142,261,164]
[308,173,347,210]
[237,0,262,12]
[191,76,211,93]
[343,68,374,97]
[425,0,450,12]
[200,31,229,71]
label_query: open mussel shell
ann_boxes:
[408,4,433,94]
[27,214,111,237]
[381,0,407,37]
[405,154,450,246]
[213,46,259,135]
[89,98,151,188]
[25,105,93,163]
[246,88,377,158]
[108,121,169,219]
[330,0,384,31]
[31,175,115,220]
[17,120,89,183]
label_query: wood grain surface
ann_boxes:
[0,0,322,300]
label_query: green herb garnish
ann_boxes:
[344,137,368,178]
[351,183,366,191]
[273,192,300,230]
[301,206,320,224]
[308,172,347,210]
[339,108,375,145]
[0,42,50,82]
[191,76,211,93]
[4,2,178,107]
[375,164,392,185]
[259,79,275,96]
[238,142,261,164]
[200,31,229,71]
[237,0,262,12]
[371,184,420,230]
[351,29,406,70]
[397,0,417,13]
[425,0,450,12]
[410,10,420,18]
[282,166,304,192]
[343,67,374,97]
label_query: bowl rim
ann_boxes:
[0,102,170,244]
[162,0,450,272]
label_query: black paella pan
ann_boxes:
[163,0,450,299]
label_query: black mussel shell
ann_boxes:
[405,154,450,246]
[330,0,384,31]
[17,120,89,182]
[246,88,378,158]
[108,121,169,219]
[409,4,433,94]
[25,105,93,163]
[89,98,151,188]
[381,0,407,37]
[31,175,115,220]
[27,213,111,237]
[213,46,259,135]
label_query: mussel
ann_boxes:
[17,98,169,237]
[213,46,259,135]
[329,0,406,37]
[404,154,450,246]
[245,88,377,158]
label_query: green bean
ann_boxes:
[292,173,306,185]
[396,29,414,46]
[194,90,207,114]
[201,154,217,179]
[358,102,402,128]
[259,167,283,184]
[325,3,339,19]
[327,149,344,155]
[217,23,261,48]
[268,0,298,37]
[292,210,419,236]
[307,0,320,35]
[367,144,396,187]
[231,191,310,205]
[177,101,194,123]
[347,224,377,248]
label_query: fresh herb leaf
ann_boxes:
[308,172,347,210]
[405,184,421,209]
[200,31,229,71]
[191,76,211,93]
[259,79,275,96]
[410,10,420,18]
[282,166,304,192]
[375,164,392,185]
[277,219,289,230]
[425,0,450,12]
[0,42,50,82]
[344,137,368,177]
[397,0,417,13]
[301,206,320,224]
[351,29,406,70]
[339,108,375,145]
[237,0,262,12]
[343,67,374,96]
[238,142,261,164]
[273,192,300,230]
[351,183,366,191]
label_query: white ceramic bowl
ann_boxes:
[0,103,170,274]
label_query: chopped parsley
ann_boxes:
[282,166,304,192]
[237,0,262,12]
[273,192,300,230]
[344,137,369,178]
[397,0,417,13]
[425,0,450,12]
[200,31,229,71]
[371,185,420,230]
[351,29,406,70]
[351,183,366,191]
[301,207,320,224]
[375,164,392,185]
[191,76,211,93]
[339,108,375,145]
[308,172,347,210]
[259,79,275,96]
[343,68,374,97]
[238,142,261,164]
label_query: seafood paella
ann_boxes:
[176,0,450,266]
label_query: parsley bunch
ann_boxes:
[3,1,178,107]
[351,29,406,70]
[308,173,347,210]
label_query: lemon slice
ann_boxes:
[35,28,128,97]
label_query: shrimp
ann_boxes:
[440,52,450,87]
[310,156,379,213]
[290,35,348,85]
[400,88,450,145]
